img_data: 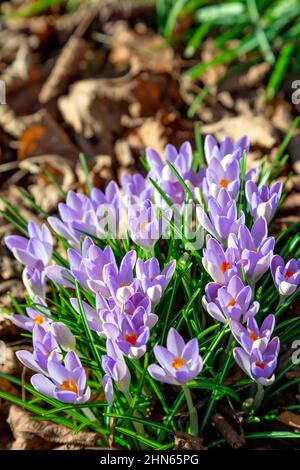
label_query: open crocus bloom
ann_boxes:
[31,351,90,404]
[148,328,203,385]
[228,217,274,285]
[204,135,250,164]
[203,275,259,323]
[10,295,52,332]
[230,314,275,354]
[202,236,241,285]
[197,188,245,244]
[246,181,282,223]
[136,257,176,304]
[271,255,300,297]
[233,336,280,387]
[17,325,60,374]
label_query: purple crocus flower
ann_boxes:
[102,251,139,304]
[103,309,150,359]
[204,135,250,164]
[136,258,176,304]
[230,314,275,354]
[202,157,240,200]
[197,189,245,244]
[228,217,274,285]
[10,295,52,332]
[45,237,94,290]
[91,181,120,239]
[128,199,172,251]
[233,336,280,386]
[202,236,241,285]
[31,350,90,404]
[5,221,52,298]
[203,275,259,324]
[148,328,203,385]
[16,325,60,373]
[146,142,203,205]
[48,191,97,248]
[70,297,103,335]
[85,244,116,295]
[121,173,153,206]
[271,255,300,297]
[102,340,131,406]
[246,181,282,223]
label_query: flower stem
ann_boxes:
[183,386,198,436]
[253,382,264,412]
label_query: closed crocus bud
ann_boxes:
[50,322,76,351]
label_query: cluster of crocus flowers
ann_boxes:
[6,132,296,421]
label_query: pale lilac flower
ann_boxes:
[271,255,300,297]
[146,142,203,204]
[228,217,274,285]
[103,309,150,359]
[102,340,131,406]
[31,351,90,404]
[85,244,116,294]
[203,275,259,324]
[202,157,240,200]
[233,336,280,386]
[204,135,250,164]
[136,258,176,304]
[5,221,52,297]
[230,314,275,354]
[10,295,52,332]
[102,251,139,304]
[202,236,241,285]
[91,181,120,238]
[121,173,153,206]
[128,199,172,251]
[197,189,245,244]
[17,325,60,373]
[48,191,97,248]
[148,328,203,385]
[246,181,282,222]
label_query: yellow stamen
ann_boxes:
[227,298,236,307]
[219,178,230,188]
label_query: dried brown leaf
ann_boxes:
[201,112,276,149]
[8,406,100,450]
[109,22,174,76]
[277,411,300,431]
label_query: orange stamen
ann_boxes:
[61,378,78,394]
[34,315,44,325]
[284,271,295,280]
[172,357,184,370]
[220,178,230,188]
[249,332,259,341]
[139,220,148,235]
[227,298,236,307]
[124,332,137,346]
[220,261,230,273]
[255,362,265,369]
